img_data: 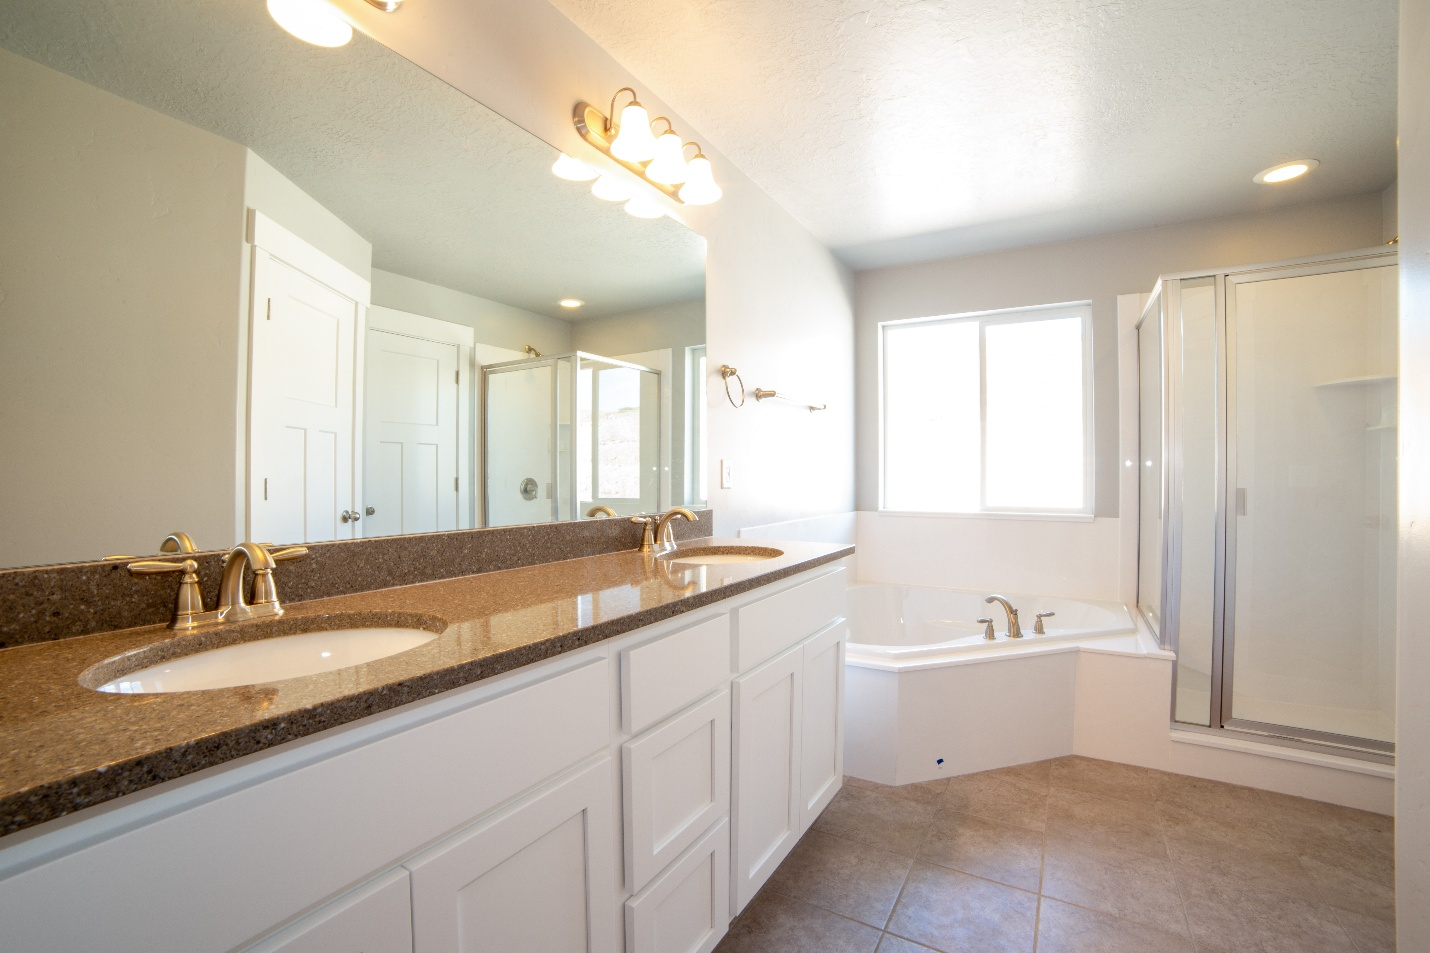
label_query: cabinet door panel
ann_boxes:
[731,644,803,913]
[405,758,618,953]
[624,820,729,953]
[624,691,731,892]
[240,869,412,953]
[800,622,846,831]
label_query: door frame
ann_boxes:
[365,306,476,533]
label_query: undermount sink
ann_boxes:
[94,627,440,694]
[659,545,785,566]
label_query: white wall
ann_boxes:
[371,268,572,357]
[244,152,373,282]
[330,0,857,536]
[1397,0,1430,945]
[0,49,247,567]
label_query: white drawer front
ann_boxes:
[240,869,412,953]
[622,614,731,735]
[734,567,846,671]
[624,820,730,953]
[623,691,731,892]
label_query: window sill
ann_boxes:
[876,509,1097,523]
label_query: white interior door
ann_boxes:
[248,227,365,545]
[363,328,461,538]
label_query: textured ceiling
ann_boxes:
[1,0,705,319]
[549,0,1398,268]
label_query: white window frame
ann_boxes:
[878,300,1095,519]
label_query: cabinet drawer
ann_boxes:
[622,614,731,735]
[623,691,731,892]
[625,820,730,953]
[734,567,846,671]
[240,869,412,953]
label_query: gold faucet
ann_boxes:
[129,542,306,631]
[655,507,697,547]
[104,530,199,561]
[984,594,1023,639]
[586,505,617,518]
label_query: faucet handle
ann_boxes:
[630,516,657,553]
[128,559,206,631]
[263,545,308,562]
[1034,611,1056,635]
[977,617,996,641]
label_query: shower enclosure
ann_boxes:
[483,352,661,527]
[1138,247,1398,759]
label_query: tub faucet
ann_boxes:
[984,594,1023,639]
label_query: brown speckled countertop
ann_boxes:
[0,537,852,838]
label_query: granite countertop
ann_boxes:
[0,537,852,838]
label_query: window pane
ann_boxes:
[984,316,1085,509]
[883,321,980,511]
[596,366,642,498]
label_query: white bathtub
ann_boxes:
[846,583,1137,663]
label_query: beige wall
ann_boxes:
[0,49,246,567]
[1398,0,1430,945]
[331,0,856,535]
[854,193,1388,515]
[371,268,572,356]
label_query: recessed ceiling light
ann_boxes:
[558,298,584,309]
[1254,159,1319,184]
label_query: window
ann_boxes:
[880,302,1093,515]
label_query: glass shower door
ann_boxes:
[1225,263,1398,747]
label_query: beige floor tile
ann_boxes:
[715,890,883,953]
[1333,907,1396,953]
[916,811,1044,891]
[812,785,936,856]
[845,775,951,808]
[1040,835,1190,937]
[1176,863,1359,953]
[765,830,912,928]
[1048,756,1169,803]
[885,863,1037,953]
[1034,897,1196,953]
[973,759,1053,792]
[1301,856,1395,922]
[874,935,938,953]
[1046,787,1168,858]
[939,772,1050,831]
[1154,770,1273,821]
[1163,808,1327,904]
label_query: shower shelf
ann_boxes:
[1314,374,1397,388]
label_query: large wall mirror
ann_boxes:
[0,0,707,570]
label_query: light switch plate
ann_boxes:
[720,460,734,489]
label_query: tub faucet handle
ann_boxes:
[977,617,996,641]
[1034,611,1056,635]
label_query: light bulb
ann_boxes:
[609,102,658,162]
[551,154,599,181]
[267,0,352,47]
[624,194,666,219]
[591,175,632,202]
[558,298,585,309]
[678,155,722,205]
[1253,159,1319,184]
[645,131,689,185]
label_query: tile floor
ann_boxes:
[715,756,1395,953]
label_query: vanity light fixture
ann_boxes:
[552,154,599,181]
[623,194,667,219]
[558,298,584,309]
[572,88,722,206]
[591,175,633,202]
[1254,159,1319,184]
[267,0,406,48]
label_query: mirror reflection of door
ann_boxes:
[486,362,559,526]
[362,307,474,538]
[578,361,661,517]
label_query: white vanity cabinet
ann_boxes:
[0,562,848,953]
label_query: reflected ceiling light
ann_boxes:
[558,298,585,309]
[267,0,406,48]
[1254,159,1319,184]
[591,175,632,202]
[624,194,666,219]
[570,87,720,207]
[552,154,599,181]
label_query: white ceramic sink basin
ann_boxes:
[95,627,439,694]
[660,546,784,566]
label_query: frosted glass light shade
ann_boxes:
[591,175,632,202]
[267,0,352,47]
[552,154,599,181]
[609,103,658,162]
[678,156,722,205]
[645,131,688,185]
[624,194,666,219]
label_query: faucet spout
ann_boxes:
[984,594,1024,639]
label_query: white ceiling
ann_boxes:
[1,0,706,319]
[549,0,1398,269]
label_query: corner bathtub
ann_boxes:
[846,583,1137,665]
[842,582,1172,786]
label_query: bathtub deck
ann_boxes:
[715,755,1392,953]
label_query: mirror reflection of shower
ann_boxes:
[483,352,661,526]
